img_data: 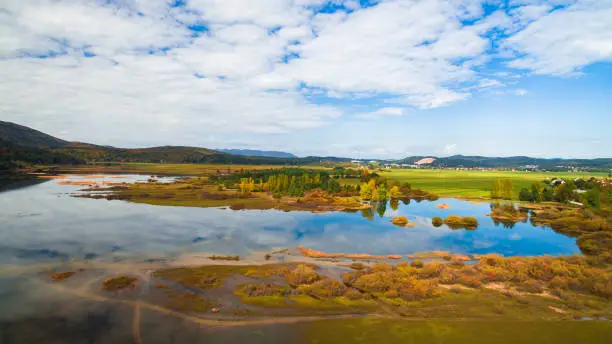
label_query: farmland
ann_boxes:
[356,169,610,199]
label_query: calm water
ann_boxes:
[0,174,580,266]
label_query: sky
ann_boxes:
[1,0,611,159]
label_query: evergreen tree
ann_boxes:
[377,184,389,201]
[542,187,554,202]
[519,188,532,202]
[530,182,543,203]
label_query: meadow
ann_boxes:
[48,162,609,200]
[362,169,609,199]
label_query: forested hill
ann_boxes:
[217,149,297,158]
[0,138,85,171]
[0,121,350,169]
[0,121,69,148]
[397,155,612,169]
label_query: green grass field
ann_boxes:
[344,169,609,199]
[53,163,609,200]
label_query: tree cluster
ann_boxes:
[491,179,513,200]
[227,168,350,197]
[518,178,603,209]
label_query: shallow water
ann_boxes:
[0,174,580,266]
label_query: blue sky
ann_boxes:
[1,0,611,159]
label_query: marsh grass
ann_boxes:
[50,271,76,282]
[102,276,137,292]
[443,216,479,230]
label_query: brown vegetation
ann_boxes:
[390,216,414,227]
[431,216,444,227]
[285,264,321,286]
[50,271,76,282]
[297,246,402,260]
[102,276,137,292]
[209,255,240,261]
[488,202,528,224]
[443,215,479,230]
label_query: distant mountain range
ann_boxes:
[216,149,297,158]
[1,121,610,172]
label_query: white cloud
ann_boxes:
[2,0,191,57]
[0,0,611,150]
[0,55,340,145]
[267,0,505,109]
[505,0,612,74]
[356,107,406,118]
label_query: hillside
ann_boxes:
[217,149,297,158]
[2,121,609,170]
[0,139,84,172]
[0,121,68,148]
[0,121,350,167]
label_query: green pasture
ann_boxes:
[344,169,609,199]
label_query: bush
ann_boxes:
[307,278,347,298]
[439,270,457,284]
[444,216,464,229]
[449,256,465,267]
[457,274,483,288]
[344,288,363,300]
[391,216,409,226]
[418,261,446,278]
[238,283,288,297]
[353,272,394,293]
[384,289,399,298]
[517,279,544,293]
[462,217,479,230]
[519,188,533,202]
[349,262,366,270]
[370,263,393,273]
[341,271,362,286]
[285,264,320,286]
[442,216,479,230]
[410,260,424,268]
[577,232,612,256]
[397,279,440,301]
[431,216,444,227]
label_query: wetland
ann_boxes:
[1,172,611,343]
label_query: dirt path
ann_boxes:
[47,282,371,332]
[133,302,142,344]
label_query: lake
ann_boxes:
[0,174,580,266]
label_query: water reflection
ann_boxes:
[0,175,581,266]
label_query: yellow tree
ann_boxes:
[239,177,254,196]
[360,183,373,201]
[389,185,402,199]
